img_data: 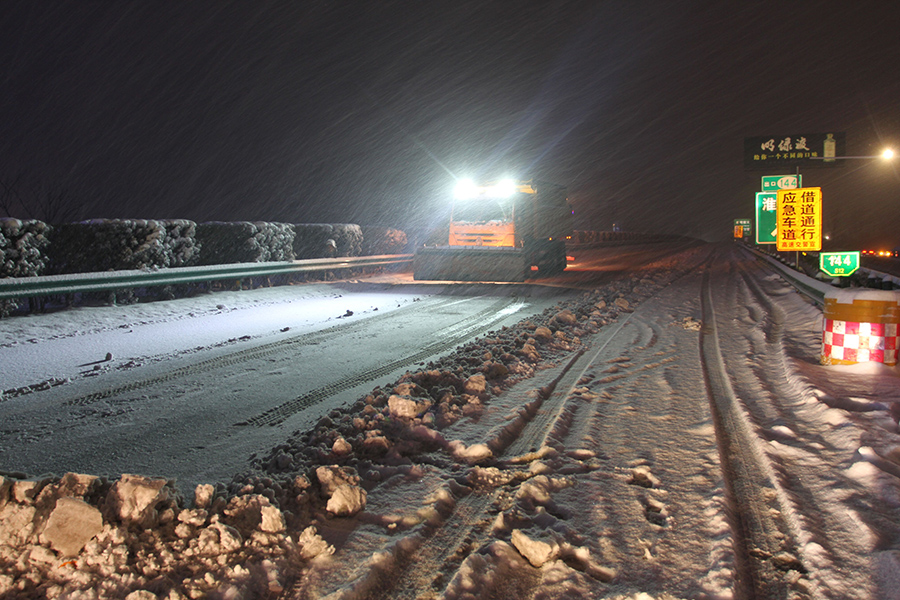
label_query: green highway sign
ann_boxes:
[761,174,802,192]
[755,192,777,244]
[734,218,751,238]
[819,251,860,277]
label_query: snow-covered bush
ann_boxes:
[293,223,363,259]
[331,223,362,257]
[46,219,175,274]
[0,218,51,278]
[360,226,408,255]
[162,219,201,268]
[258,222,295,262]
[292,224,334,259]
[0,218,52,316]
[196,222,295,265]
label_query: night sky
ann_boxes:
[1,1,898,248]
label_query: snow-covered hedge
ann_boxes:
[46,219,199,274]
[292,224,332,259]
[0,218,51,278]
[196,222,294,265]
[332,223,363,257]
[1,218,52,316]
[162,219,201,268]
[360,226,408,255]
[293,223,363,259]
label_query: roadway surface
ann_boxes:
[0,242,694,491]
[2,240,899,599]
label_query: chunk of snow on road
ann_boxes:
[106,474,173,528]
[316,466,367,517]
[770,425,796,440]
[449,440,493,463]
[628,465,660,488]
[511,528,560,567]
[40,497,103,557]
[387,394,430,419]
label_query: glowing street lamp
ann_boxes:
[809,148,895,161]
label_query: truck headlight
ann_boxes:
[495,178,516,198]
[454,178,477,199]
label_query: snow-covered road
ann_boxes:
[1,282,573,491]
[2,241,899,599]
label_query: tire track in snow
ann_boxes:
[536,274,734,598]
[236,297,526,427]
[727,249,882,598]
[301,331,608,600]
[61,295,463,408]
[354,286,688,599]
[419,270,707,598]
[496,311,674,460]
[371,346,598,600]
[700,249,811,599]
[501,317,676,462]
[557,354,677,456]
[294,249,719,600]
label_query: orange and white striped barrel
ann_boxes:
[821,289,900,366]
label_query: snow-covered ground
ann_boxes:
[1,242,899,599]
[0,281,436,391]
[0,278,577,492]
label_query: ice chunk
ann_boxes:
[40,497,103,556]
[316,466,367,517]
[449,441,493,464]
[510,529,559,567]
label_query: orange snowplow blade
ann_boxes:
[413,246,527,282]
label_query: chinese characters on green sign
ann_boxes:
[755,192,777,244]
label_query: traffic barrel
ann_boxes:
[821,289,900,366]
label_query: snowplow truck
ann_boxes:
[413,179,571,282]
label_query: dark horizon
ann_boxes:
[1,1,897,249]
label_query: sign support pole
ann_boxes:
[794,166,801,269]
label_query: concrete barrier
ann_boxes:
[821,289,900,366]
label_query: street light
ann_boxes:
[809,148,895,160]
[807,148,894,262]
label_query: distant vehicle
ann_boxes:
[413,178,572,282]
[861,248,899,258]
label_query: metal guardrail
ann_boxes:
[745,245,899,308]
[0,254,413,301]
[742,245,832,306]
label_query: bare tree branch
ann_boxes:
[0,172,26,218]
[0,171,90,224]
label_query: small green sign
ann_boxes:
[734,218,751,237]
[819,251,860,277]
[755,192,777,244]
[761,174,802,192]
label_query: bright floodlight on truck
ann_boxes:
[414,178,573,282]
[493,178,517,198]
[455,178,518,199]
[884,148,895,160]
[453,178,478,200]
